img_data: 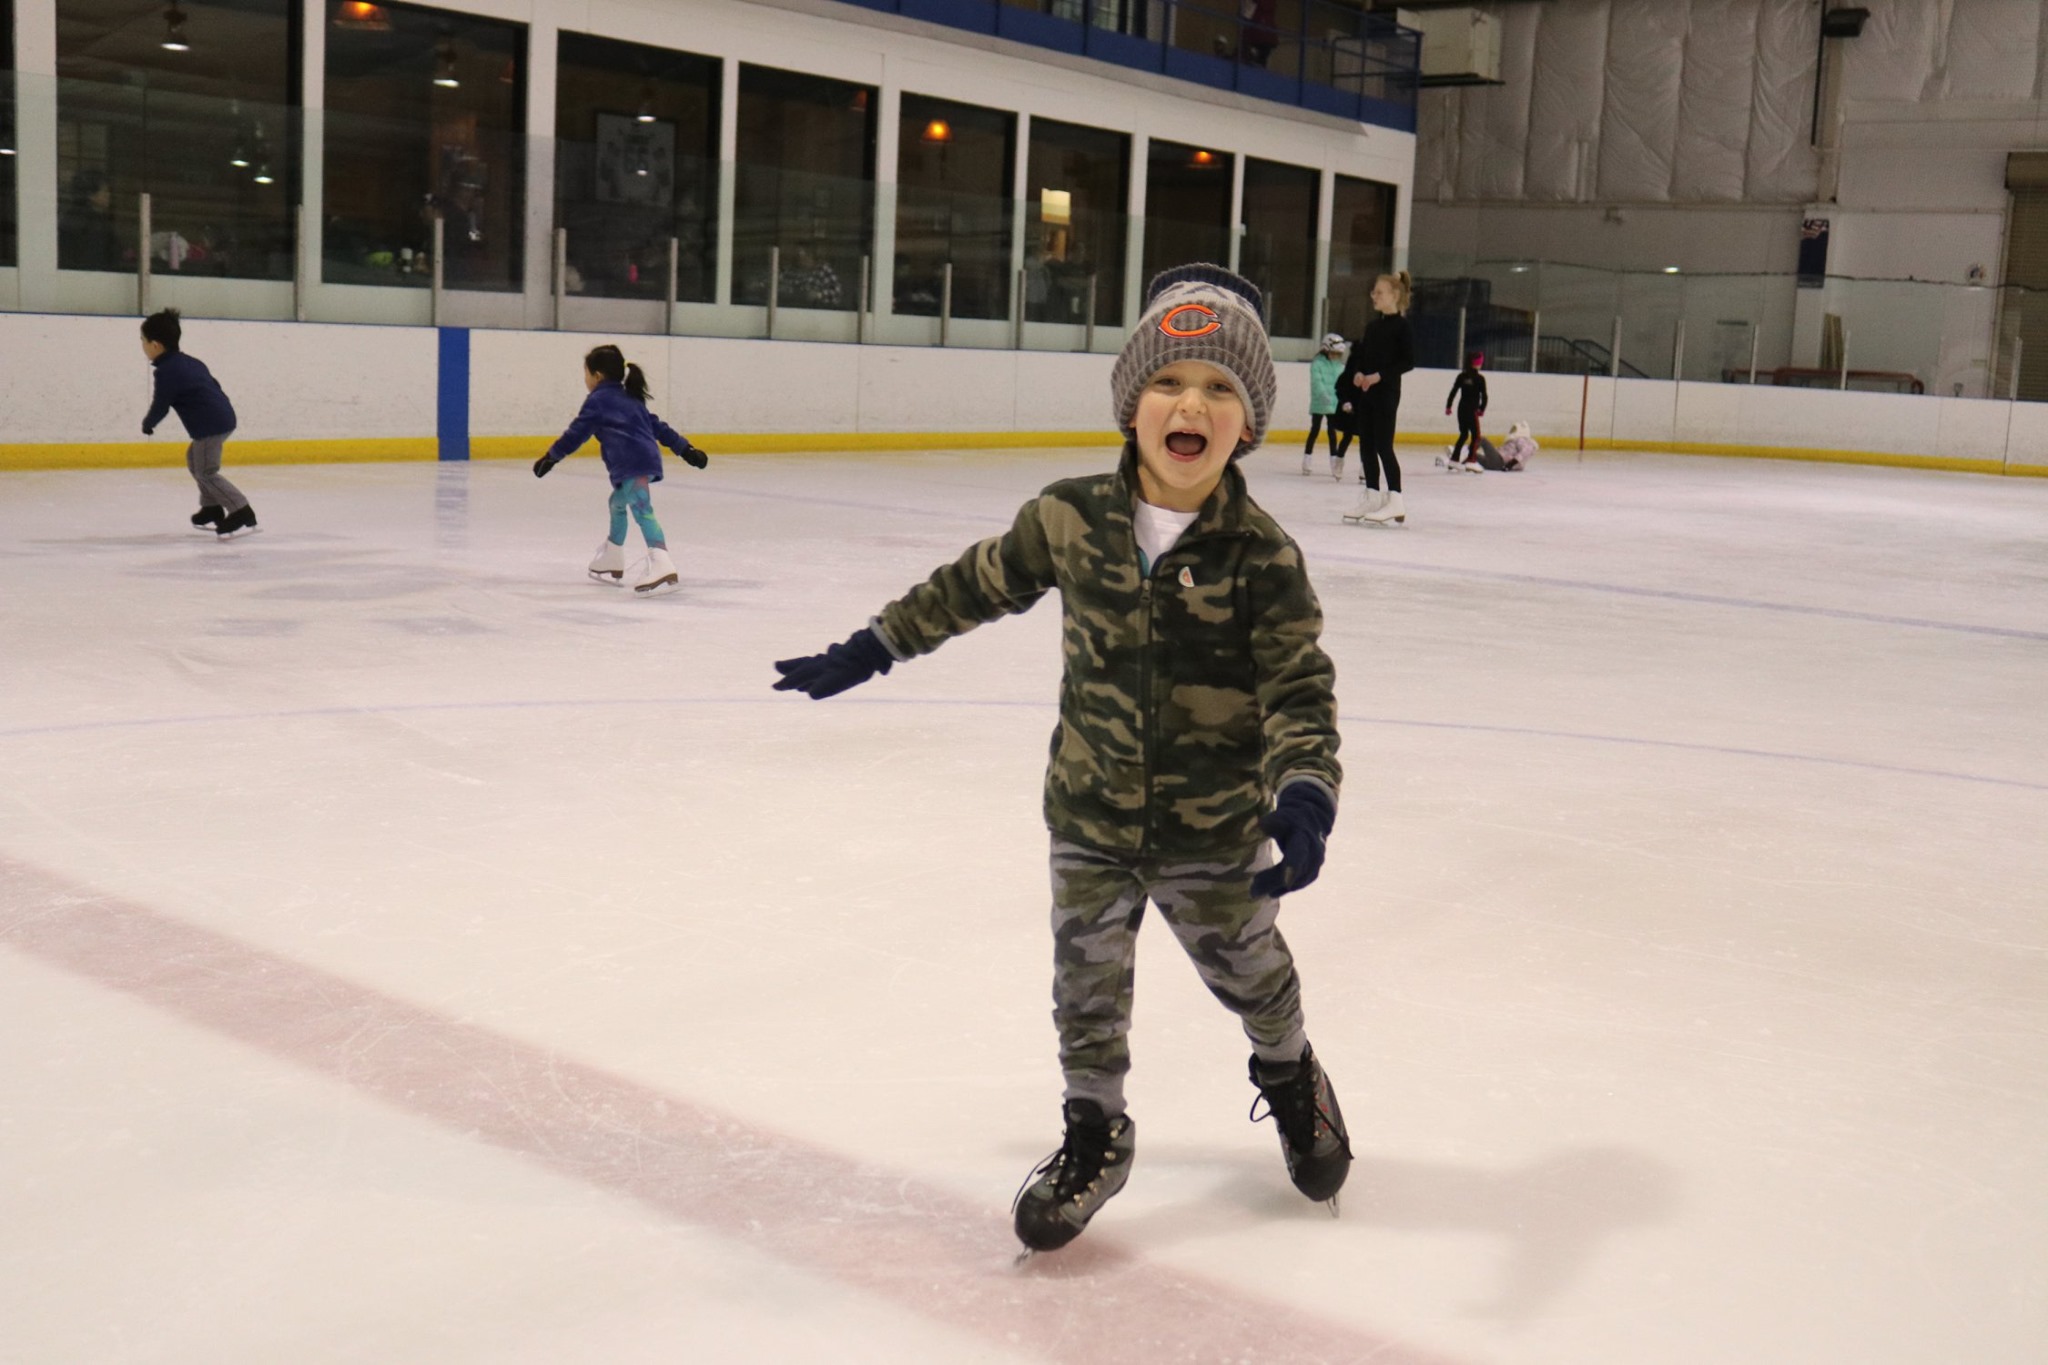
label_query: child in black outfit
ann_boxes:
[140,309,256,538]
[1442,352,1487,470]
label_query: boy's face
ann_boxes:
[1131,359,1244,512]
[141,336,163,360]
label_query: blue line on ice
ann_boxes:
[2,697,2042,792]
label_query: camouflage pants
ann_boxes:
[1049,836,1308,1114]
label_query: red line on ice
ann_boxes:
[0,856,1463,1365]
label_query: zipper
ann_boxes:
[1138,574,1155,854]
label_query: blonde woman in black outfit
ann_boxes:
[1337,272,1415,526]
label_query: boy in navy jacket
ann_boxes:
[141,309,255,538]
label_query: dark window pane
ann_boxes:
[1025,116,1127,328]
[323,0,526,292]
[2,0,16,267]
[1328,172,1394,339]
[735,64,875,311]
[1240,157,1316,337]
[1143,138,1230,286]
[56,0,297,278]
[895,93,1012,321]
[554,32,718,304]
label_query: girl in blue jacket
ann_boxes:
[534,344,708,594]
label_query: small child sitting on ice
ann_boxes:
[1495,420,1537,470]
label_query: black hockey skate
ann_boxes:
[190,504,224,530]
[214,505,259,539]
[1249,1044,1352,1208]
[1012,1099,1135,1253]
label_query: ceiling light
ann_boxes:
[161,4,190,51]
[1663,266,1680,274]
[253,163,274,185]
[922,119,951,143]
[433,41,460,88]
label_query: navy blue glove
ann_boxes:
[1249,782,1336,900]
[533,452,561,478]
[680,444,709,469]
[772,628,895,700]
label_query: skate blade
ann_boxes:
[633,575,680,596]
[1327,1194,1341,1218]
[213,526,262,541]
[588,570,624,585]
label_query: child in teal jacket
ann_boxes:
[1304,333,1349,477]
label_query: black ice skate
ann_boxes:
[1249,1044,1352,1210]
[214,505,260,539]
[190,504,224,530]
[1012,1099,1135,1253]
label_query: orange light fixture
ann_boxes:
[1190,148,1216,167]
[922,119,952,143]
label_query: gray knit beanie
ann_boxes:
[1111,264,1277,455]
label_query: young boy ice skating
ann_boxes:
[140,309,256,538]
[772,265,1350,1253]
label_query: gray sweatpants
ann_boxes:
[187,432,248,513]
[1049,836,1308,1115]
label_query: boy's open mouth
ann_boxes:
[1165,431,1208,460]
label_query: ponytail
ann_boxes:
[584,344,651,405]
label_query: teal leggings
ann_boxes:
[607,477,666,551]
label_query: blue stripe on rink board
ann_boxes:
[437,327,470,462]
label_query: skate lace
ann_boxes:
[1011,1120,1115,1211]
[1249,1066,1350,1159]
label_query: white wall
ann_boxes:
[4,314,2043,473]
[0,313,436,445]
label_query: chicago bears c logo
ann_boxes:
[1158,303,1222,338]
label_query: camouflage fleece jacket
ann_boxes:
[873,448,1340,859]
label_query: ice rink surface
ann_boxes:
[2,443,2044,1365]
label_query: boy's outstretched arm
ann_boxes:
[1245,541,1342,898]
[771,493,1059,701]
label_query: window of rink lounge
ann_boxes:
[1240,156,1317,338]
[553,31,718,305]
[1324,171,1394,340]
[322,0,525,292]
[893,92,1013,322]
[2,0,15,267]
[1024,115,1128,330]
[54,0,297,278]
[1142,138,1231,286]
[732,64,875,312]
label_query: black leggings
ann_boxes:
[1452,406,1479,460]
[1362,384,1402,492]
[1304,413,1342,456]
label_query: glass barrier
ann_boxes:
[319,104,525,293]
[0,69,2036,398]
[1,69,17,268]
[732,164,873,312]
[554,146,718,304]
[892,180,1013,322]
[54,75,298,282]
